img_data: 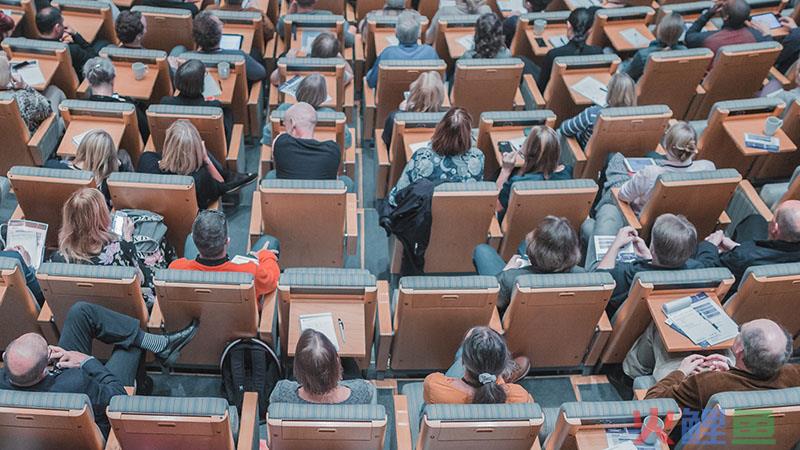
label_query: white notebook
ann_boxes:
[619,27,650,48]
[299,312,340,351]
[14,60,46,86]
[202,72,222,98]
[570,76,608,107]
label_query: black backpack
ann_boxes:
[220,338,282,421]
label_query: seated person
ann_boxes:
[137,120,256,209]
[270,329,373,404]
[206,0,275,44]
[460,12,512,60]
[139,0,198,15]
[0,302,198,436]
[83,56,150,143]
[366,10,439,89]
[770,62,800,117]
[473,216,582,313]
[616,121,715,215]
[424,326,531,404]
[388,107,484,205]
[594,214,718,316]
[685,0,770,64]
[115,10,146,49]
[502,0,548,48]
[0,54,54,133]
[44,130,133,205]
[496,125,571,220]
[645,319,800,414]
[0,245,44,306]
[704,200,800,286]
[184,12,267,83]
[382,70,446,149]
[425,0,491,45]
[358,0,413,35]
[160,59,234,144]
[270,32,354,86]
[774,17,800,74]
[271,102,351,187]
[0,11,14,43]
[536,8,602,92]
[276,0,356,48]
[171,209,280,306]
[262,73,352,148]
[622,12,686,81]
[36,7,103,81]
[559,72,636,148]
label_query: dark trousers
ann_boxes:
[59,302,143,386]
[732,213,770,242]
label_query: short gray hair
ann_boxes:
[192,210,228,258]
[741,326,792,379]
[395,10,420,45]
[83,56,115,87]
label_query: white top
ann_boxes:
[618,159,717,214]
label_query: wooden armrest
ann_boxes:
[487,215,502,250]
[769,67,791,90]
[226,124,245,171]
[236,391,259,450]
[258,290,277,346]
[345,193,359,255]
[610,187,642,230]
[124,386,135,395]
[248,80,262,107]
[249,190,263,251]
[563,135,587,177]
[584,311,612,367]
[27,114,57,165]
[147,298,164,332]
[363,77,375,108]
[376,280,393,371]
[394,395,413,450]
[513,83,524,111]
[105,429,122,450]
[267,84,279,108]
[522,73,545,109]
[717,210,731,229]
[259,143,273,178]
[633,389,648,401]
[36,302,59,344]
[736,179,774,222]
[10,205,24,220]
[144,136,156,152]
[353,33,364,63]
[375,128,390,198]
[489,307,504,335]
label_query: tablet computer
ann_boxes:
[220,33,244,50]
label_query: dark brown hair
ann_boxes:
[193,11,222,50]
[525,216,581,273]
[461,327,510,404]
[293,329,342,396]
[431,107,473,157]
[174,59,206,98]
[520,125,560,178]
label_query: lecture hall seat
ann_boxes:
[0,257,43,351]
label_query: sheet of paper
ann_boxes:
[457,34,474,50]
[668,305,719,344]
[508,135,527,152]
[300,31,322,53]
[548,35,569,47]
[497,0,525,12]
[72,128,99,148]
[571,76,608,107]
[385,35,399,46]
[409,140,430,154]
[6,219,48,270]
[230,255,258,265]
[605,428,658,450]
[619,27,651,48]
[279,75,304,97]
[203,72,222,98]
[299,312,340,351]
[692,297,739,345]
[594,235,636,262]
[15,61,46,86]
[623,157,657,173]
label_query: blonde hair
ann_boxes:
[58,188,116,262]
[159,119,204,175]
[406,71,445,113]
[663,121,698,162]
[656,12,684,47]
[0,54,10,87]
[74,130,119,184]
[606,72,637,108]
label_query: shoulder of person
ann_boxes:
[467,147,485,159]
[503,383,532,403]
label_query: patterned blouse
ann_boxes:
[5,87,52,133]
[388,145,485,205]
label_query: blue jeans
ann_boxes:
[264,170,355,193]
[445,346,465,378]
[183,234,280,260]
[472,240,529,276]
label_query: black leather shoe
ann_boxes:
[222,172,257,195]
[155,319,199,368]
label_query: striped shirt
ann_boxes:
[559,105,602,148]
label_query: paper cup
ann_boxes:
[218,61,231,80]
[131,62,147,81]
[764,116,783,136]
[533,19,547,36]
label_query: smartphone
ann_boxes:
[498,141,514,154]
[534,37,546,47]
[111,211,127,236]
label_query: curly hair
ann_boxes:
[472,13,505,59]
[193,11,222,50]
[115,10,144,45]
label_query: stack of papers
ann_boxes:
[548,35,569,47]
[13,60,45,86]
[623,157,657,173]
[6,219,48,270]
[72,128,99,148]
[299,312,340,351]
[203,72,222,98]
[409,140,431,153]
[619,27,651,48]
[571,76,608,107]
[744,133,780,152]
[594,235,636,263]
[457,35,474,50]
[662,292,739,347]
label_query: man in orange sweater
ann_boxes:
[170,210,280,303]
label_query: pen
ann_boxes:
[12,60,33,70]
[338,318,346,343]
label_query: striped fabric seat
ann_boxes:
[279,268,376,287]
[400,275,498,290]
[38,263,138,280]
[0,389,91,412]
[155,269,254,285]
[268,402,385,421]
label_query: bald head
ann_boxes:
[284,102,317,139]
[737,319,791,379]
[4,333,48,387]
[772,200,800,242]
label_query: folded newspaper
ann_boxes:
[6,219,48,270]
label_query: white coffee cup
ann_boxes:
[533,19,547,36]
[642,415,665,445]
[764,116,783,136]
[131,62,147,81]
[218,61,231,80]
